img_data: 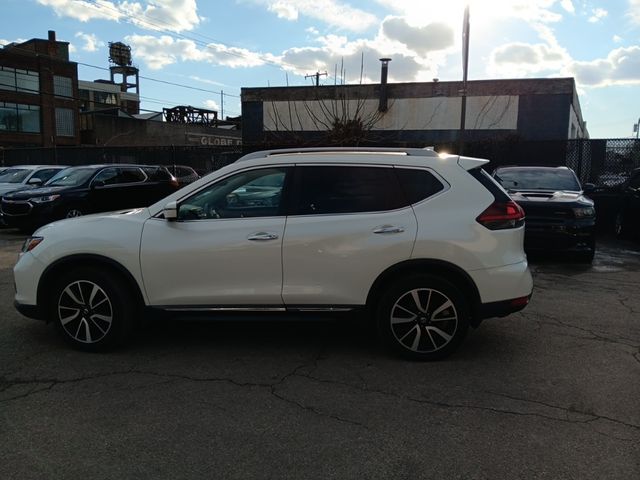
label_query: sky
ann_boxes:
[1,0,639,138]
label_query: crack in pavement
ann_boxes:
[618,296,640,316]
[0,348,366,429]
[285,371,640,439]
[519,311,640,349]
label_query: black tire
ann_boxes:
[48,268,135,352]
[376,274,469,361]
[62,205,84,219]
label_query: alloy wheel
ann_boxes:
[57,280,113,344]
[66,209,83,218]
[390,288,458,353]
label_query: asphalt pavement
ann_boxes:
[1,228,638,479]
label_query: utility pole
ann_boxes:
[221,90,224,121]
[459,5,470,156]
[305,71,327,86]
[634,118,639,139]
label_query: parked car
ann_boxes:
[0,165,67,196]
[164,164,200,186]
[13,147,533,360]
[0,165,67,227]
[1,164,179,232]
[492,166,596,262]
[614,167,640,239]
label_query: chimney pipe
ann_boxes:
[48,30,56,42]
[379,58,391,112]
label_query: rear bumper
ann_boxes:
[478,294,531,320]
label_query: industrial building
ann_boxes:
[241,75,588,148]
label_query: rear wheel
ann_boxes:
[376,274,469,361]
[49,268,135,351]
[64,206,84,218]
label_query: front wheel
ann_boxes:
[49,268,135,351]
[377,275,469,361]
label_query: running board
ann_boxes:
[157,305,358,313]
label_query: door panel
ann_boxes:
[282,210,416,305]
[140,217,286,306]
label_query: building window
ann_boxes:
[0,102,40,133]
[55,108,74,136]
[0,66,39,94]
[53,75,73,98]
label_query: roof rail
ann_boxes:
[239,146,440,162]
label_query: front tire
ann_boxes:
[376,275,469,361]
[49,268,135,352]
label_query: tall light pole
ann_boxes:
[634,118,639,139]
[459,5,470,156]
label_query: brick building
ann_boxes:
[0,31,80,147]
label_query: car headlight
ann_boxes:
[29,194,60,203]
[573,206,595,218]
[21,236,43,253]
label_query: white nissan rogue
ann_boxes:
[14,148,533,360]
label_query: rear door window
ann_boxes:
[290,166,406,215]
[119,167,147,184]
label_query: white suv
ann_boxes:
[14,148,533,360]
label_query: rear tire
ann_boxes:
[376,274,469,361]
[49,268,135,352]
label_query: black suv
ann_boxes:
[493,166,596,262]
[1,164,179,231]
[614,167,640,239]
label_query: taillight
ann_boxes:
[476,201,525,230]
[169,176,179,188]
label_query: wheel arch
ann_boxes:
[37,254,146,318]
[366,259,483,327]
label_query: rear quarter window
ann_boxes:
[395,168,445,204]
[470,168,511,202]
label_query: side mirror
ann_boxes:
[583,183,596,193]
[163,201,178,221]
[27,178,43,186]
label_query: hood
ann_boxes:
[3,185,72,200]
[0,183,34,196]
[508,190,593,206]
[35,208,150,235]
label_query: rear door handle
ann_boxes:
[373,225,405,234]
[247,232,279,241]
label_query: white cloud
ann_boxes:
[268,1,298,20]
[566,46,640,87]
[0,38,27,46]
[37,0,202,32]
[588,8,607,23]
[630,0,640,24]
[613,35,623,43]
[75,32,105,52]
[381,17,454,56]
[247,0,377,31]
[126,34,275,69]
[204,99,220,111]
[560,0,575,14]
[489,41,569,76]
[189,76,227,87]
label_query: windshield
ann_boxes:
[494,169,581,192]
[0,168,31,184]
[46,168,96,187]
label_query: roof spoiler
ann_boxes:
[458,155,490,171]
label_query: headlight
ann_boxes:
[28,194,60,203]
[573,207,595,218]
[21,236,43,253]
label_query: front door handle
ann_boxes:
[373,225,405,234]
[247,232,279,241]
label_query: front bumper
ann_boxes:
[524,219,595,252]
[14,300,44,321]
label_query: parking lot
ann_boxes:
[1,228,638,479]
